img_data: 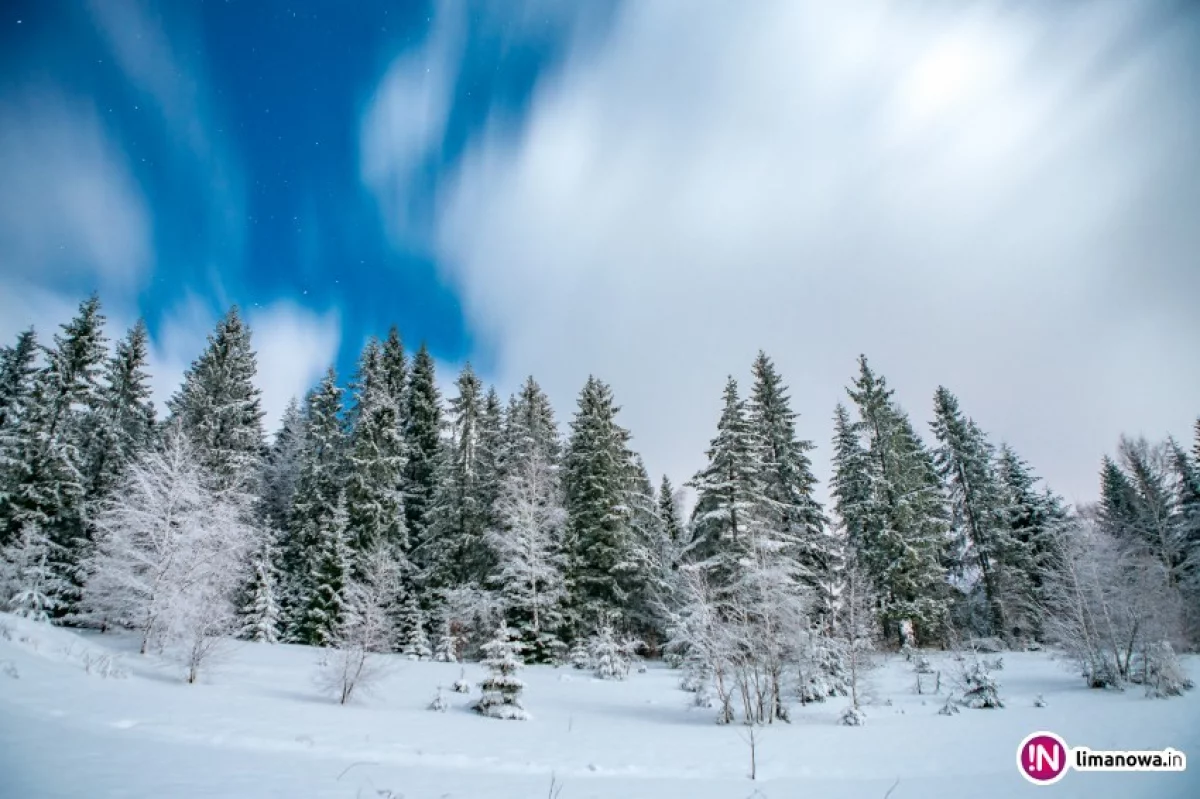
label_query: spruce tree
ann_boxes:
[930,387,1008,637]
[282,370,346,633]
[239,545,281,643]
[299,495,352,647]
[167,306,265,495]
[0,328,38,432]
[475,621,529,720]
[658,476,683,542]
[260,398,306,535]
[1116,436,1187,586]
[845,356,948,645]
[0,521,65,621]
[563,376,637,632]
[85,320,157,504]
[403,343,442,562]
[503,376,561,474]
[396,589,432,658]
[0,296,107,613]
[425,364,490,589]
[1098,456,1140,539]
[381,326,409,426]
[345,339,408,559]
[747,352,827,590]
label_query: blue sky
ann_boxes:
[1,1,1197,503]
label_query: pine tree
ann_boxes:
[0,328,38,432]
[475,621,529,720]
[930,387,1008,638]
[380,326,409,427]
[281,370,346,632]
[396,589,431,659]
[994,444,1066,640]
[425,364,490,588]
[1115,436,1187,587]
[747,352,828,592]
[404,343,442,565]
[260,398,306,535]
[1098,456,1140,539]
[344,339,408,558]
[687,377,759,582]
[658,476,683,542]
[503,376,561,474]
[563,376,637,632]
[0,296,107,613]
[239,545,281,643]
[299,495,352,647]
[167,306,265,495]
[845,356,948,645]
[85,320,157,504]
[0,521,64,621]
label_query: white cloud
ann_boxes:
[248,303,342,436]
[0,92,151,285]
[431,0,1200,504]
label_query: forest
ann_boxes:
[1,294,1196,721]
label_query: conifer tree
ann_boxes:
[298,495,352,647]
[563,376,637,631]
[0,521,64,621]
[381,326,409,427]
[844,356,948,645]
[396,589,432,659]
[260,398,306,535]
[403,343,442,561]
[344,339,408,559]
[930,387,1008,637]
[239,545,281,643]
[0,328,38,433]
[747,352,827,590]
[687,377,760,580]
[85,320,157,504]
[425,364,490,588]
[1098,456,1140,539]
[1115,436,1187,587]
[475,621,529,720]
[0,296,107,613]
[658,476,683,542]
[167,307,265,495]
[503,377,561,474]
[282,370,346,632]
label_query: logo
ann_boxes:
[1017,731,1187,785]
[1018,731,1069,785]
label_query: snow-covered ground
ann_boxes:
[1,614,1196,799]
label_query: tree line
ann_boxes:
[0,295,1195,707]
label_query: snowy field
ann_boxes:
[1,613,1196,799]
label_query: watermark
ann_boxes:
[1017,731,1187,786]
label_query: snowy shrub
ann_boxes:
[796,631,850,704]
[937,698,960,716]
[840,705,866,726]
[0,522,62,622]
[914,655,934,674]
[397,592,432,660]
[0,620,11,641]
[428,687,448,712]
[81,651,128,679]
[452,670,472,694]
[591,625,628,680]
[966,637,1004,654]
[1141,641,1194,699]
[314,554,396,705]
[433,619,460,663]
[475,622,529,720]
[1034,694,1047,708]
[956,661,1004,709]
[568,639,591,670]
[983,656,1004,671]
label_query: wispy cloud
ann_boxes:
[433,0,1200,503]
[0,92,151,287]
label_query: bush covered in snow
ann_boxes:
[475,622,529,720]
[1141,640,1194,698]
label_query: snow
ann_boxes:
[1,613,1197,798]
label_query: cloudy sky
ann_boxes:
[1,0,1197,506]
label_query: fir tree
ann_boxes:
[260,398,306,535]
[658,476,683,542]
[845,356,948,645]
[239,545,281,643]
[281,370,345,632]
[475,621,529,720]
[299,495,352,648]
[380,325,409,426]
[1098,456,1140,539]
[0,521,64,622]
[404,343,442,564]
[503,376,561,474]
[396,589,432,659]
[563,376,637,631]
[0,296,107,613]
[747,352,828,592]
[425,364,490,588]
[85,320,157,504]
[344,339,408,558]
[930,387,1008,637]
[0,328,38,432]
[167,307,265,495]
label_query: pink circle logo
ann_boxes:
[1017,731,1070,785]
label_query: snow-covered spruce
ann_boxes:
[452,669,471,694]
[433,619,460,663]
[239,547,281,643]
[474,622,529,720]
[396,592,432,660]
[590,624,628,680]
[0,522,63,622]
[957,661,1004,709]
[840,705,866,726]
[428,687,448,712]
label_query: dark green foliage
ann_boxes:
[404,343,442,561]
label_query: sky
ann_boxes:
[0,0,1197,507]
